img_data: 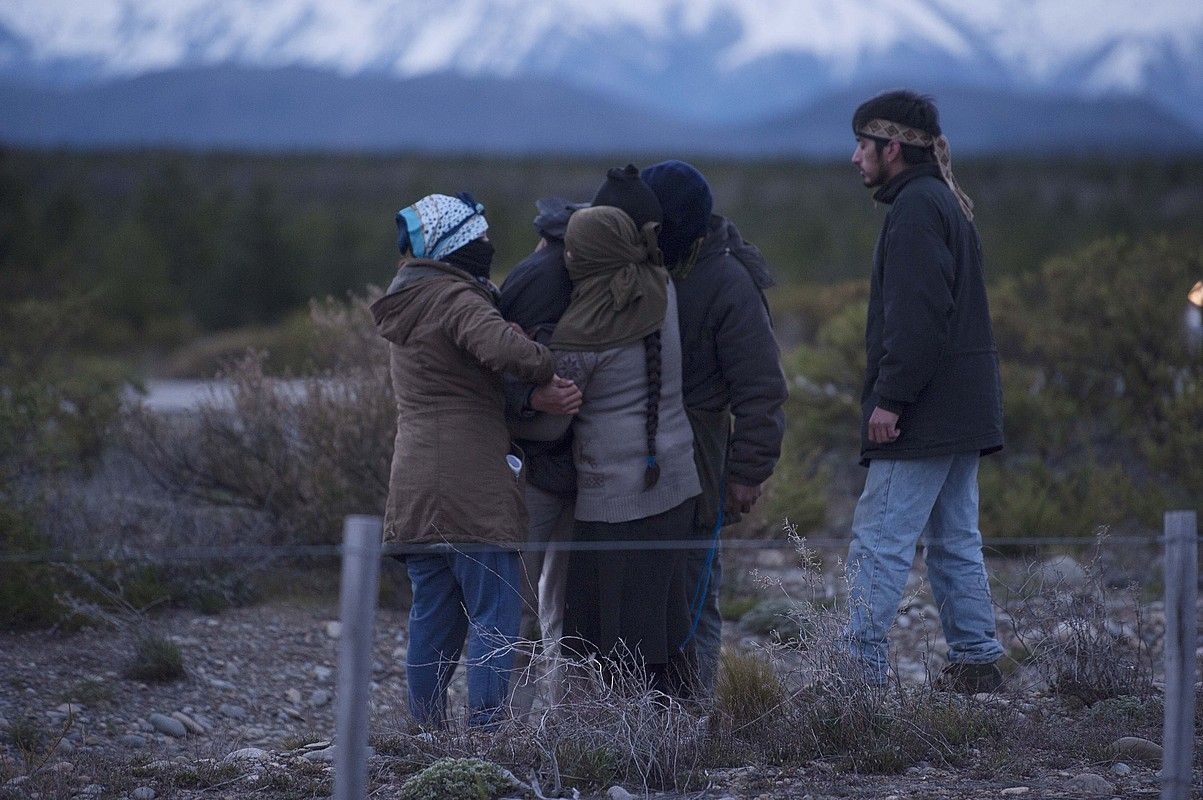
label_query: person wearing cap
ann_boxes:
[370,192,572,727]
[497,194,583,717]
[639,160,788,699]
[847,90,1005,691]
[502,166,691,710]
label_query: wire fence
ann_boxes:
[3,534,1199,565]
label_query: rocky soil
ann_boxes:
[0,553,1199,800]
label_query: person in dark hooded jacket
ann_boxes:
[641,160,789,699]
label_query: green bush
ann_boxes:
[781,302,865,454]
[995,362,1079,459]
[159,308,320,378]
[737,598,811,644]
[718,593,758,622]
[398,758,514,800]
[1144,373,1203,505]
[979,459,1162,543]
[715,650,785,733]
[125,634,185,683]
[0,291,133,629]
[552,742,621,788]
[1002,236,1201,422]
[61,678,116,707]
[771,235,1198,542]
[761,451,828,536]
[994,236,1202,478]
[980,235,1201,538]
[0,297,130,482]
[762,301,870,534]
[3,713,49,758]
[0,507,72,631]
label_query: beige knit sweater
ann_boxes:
[552,282,701,523]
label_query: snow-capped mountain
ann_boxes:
[1,1,1201,153]
[2,0,1201,123]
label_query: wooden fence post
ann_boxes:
[334,515,382,800]
[1162,510,1198,800]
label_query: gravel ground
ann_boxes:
[1,553,1199,800]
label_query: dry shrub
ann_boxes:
[126,292,393,544]
[124,634,185,683]
[712,634,1008,774]
[703,530,1012,774]
[714,649,785,736]
[772,680,1008,774]
[534,653,709,792]
[379,645,710,796]
[1000,541,1154,706]
[379,533,1013,794]
[158,309,319,378]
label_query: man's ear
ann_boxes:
[884,139,902,165]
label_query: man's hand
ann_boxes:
[507,321,529,338]
[868,406,901,444]
[726,481,762,515]
[531,375,582,415]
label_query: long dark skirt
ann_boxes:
[563,497,698,668]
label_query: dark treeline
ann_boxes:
[1,147,1201,623]
[3,146,1202,350]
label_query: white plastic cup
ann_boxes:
[506,454,522,478]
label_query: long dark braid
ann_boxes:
[643,329,662,490]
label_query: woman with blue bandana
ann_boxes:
[371,192,576,727]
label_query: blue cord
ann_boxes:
[678,482,724,652]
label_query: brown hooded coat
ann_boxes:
[371,259,555,546]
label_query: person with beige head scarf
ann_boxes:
[531,198,701,694]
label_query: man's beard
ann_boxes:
[861,141,889,188]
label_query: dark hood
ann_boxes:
[640,160,713,267]
[696,215,775,291]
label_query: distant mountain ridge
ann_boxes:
[2,1,1202,123]
[2,65,1198,156]
[1,1,1201,154]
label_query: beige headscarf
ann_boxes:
[551,206,669,352]
[859,117,975,221]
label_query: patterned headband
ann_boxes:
[859,118,974,222]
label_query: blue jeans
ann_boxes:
[405,549,523,726]
[844,453,1003,682]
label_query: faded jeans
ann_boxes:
[844,453,1003,682]
[405,549,523,726]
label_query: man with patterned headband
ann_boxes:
[844,90,1005,692]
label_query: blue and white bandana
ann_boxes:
[396,193,488,261]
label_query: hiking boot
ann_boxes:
[934,661,1004,694]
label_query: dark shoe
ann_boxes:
[934,661,1004,694]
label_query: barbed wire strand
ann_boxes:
[1,533,1198,564]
